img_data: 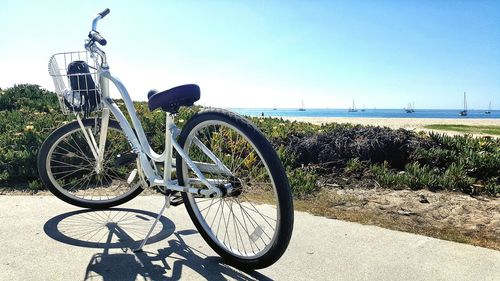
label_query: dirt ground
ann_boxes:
[295,186,500,250]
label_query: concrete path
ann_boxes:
[0,195,498,281]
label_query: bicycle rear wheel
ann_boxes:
[38,118,144,209]
[177,109,294,270]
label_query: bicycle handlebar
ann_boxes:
[98,8,110,18]
[92,8,110,31]
[89,31,107,46]
[88,8,110,47]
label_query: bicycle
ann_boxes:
[38,8,293,270]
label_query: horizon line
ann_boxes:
[227,107,499,111]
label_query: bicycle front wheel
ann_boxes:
[38,118,144,209]
[176,109,294,270]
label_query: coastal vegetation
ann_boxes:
[424,124,500,136]
[264,119,499,196]
[1,84,499,196]
[1,84,499,249]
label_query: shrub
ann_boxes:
[442,162,474,193]
[287,168,318,197]
[285,125,425,170]
[1,84,498,197]
[370,162,404,189]
[345,158,363,174]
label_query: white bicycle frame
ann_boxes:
[62,10,244,252]
[77,44,232,199]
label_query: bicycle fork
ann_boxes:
[75,108,110,174]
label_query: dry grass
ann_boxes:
[424,124,500,136]
[293,189,500,251]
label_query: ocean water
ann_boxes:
[230,108,500,119]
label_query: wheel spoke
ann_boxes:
[181,117,285,260]
[44,121,140,205]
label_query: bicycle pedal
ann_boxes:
[153,189,183,206]
[153,186,170,195]
[114,152,137,167]
[170,194,184,206]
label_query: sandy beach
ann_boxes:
[279,117,500,136]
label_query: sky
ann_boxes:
[0,0,499,109]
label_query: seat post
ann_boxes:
[164,112,174,183]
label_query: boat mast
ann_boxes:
[464,92,467,112]
[486,101,491,114]
[299,100,306,111]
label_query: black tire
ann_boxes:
[177,109,294,270]
[38,118,144,209]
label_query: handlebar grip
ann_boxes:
[98,8,110,18]
[89,31,107,46]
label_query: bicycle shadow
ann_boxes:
[44,208,271,281]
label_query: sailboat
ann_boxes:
[405,102,415,113]
[298,100,306,111]
[348,100,357,112]
[459,92,467,116]
[361,105,366,112]
[485,101,491,114]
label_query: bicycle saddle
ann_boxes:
[147,84,200,113]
